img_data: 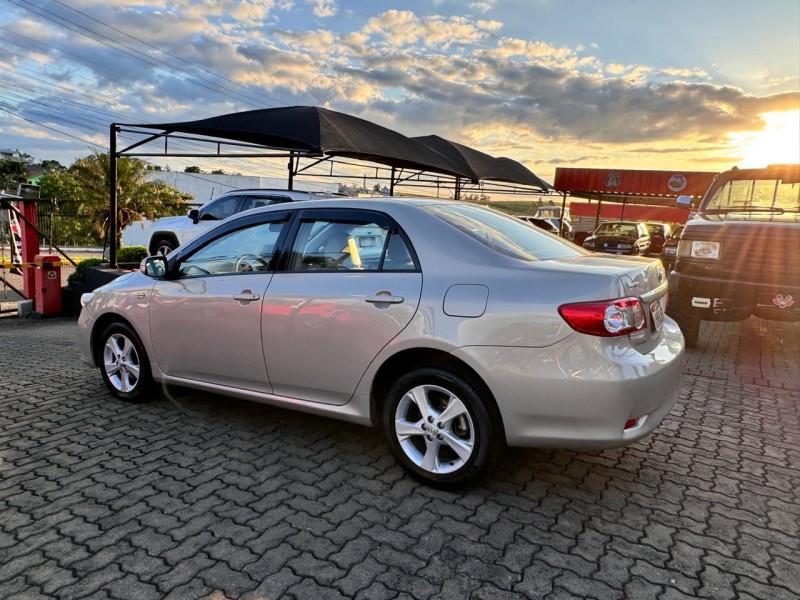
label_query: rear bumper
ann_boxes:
[669,270,800,319]
[453,318,685,448]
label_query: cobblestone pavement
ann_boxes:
[0,317,798,600]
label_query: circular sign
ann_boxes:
[668,174,688,192]
[47,271,57,280]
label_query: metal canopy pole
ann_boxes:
[560,191,568,237]
[109,124,118,268]
[390,167,396,196]
[287,153,294,190]
[594,198,602,230]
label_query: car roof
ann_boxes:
[217,188,337,196]
[230,196,478,220]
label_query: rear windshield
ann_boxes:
[706,178,800,212]
[596,223,639,237]
[425,203,586,261]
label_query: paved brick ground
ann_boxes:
[0,316,798,599]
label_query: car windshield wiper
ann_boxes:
[703,207,786,214]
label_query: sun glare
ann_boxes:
[730,110,800,168]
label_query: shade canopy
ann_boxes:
[413,135,550,191]
[130,106,477,180]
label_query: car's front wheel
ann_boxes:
[98,322,153,402]
[152,237,177,255]
[383,368,503,488]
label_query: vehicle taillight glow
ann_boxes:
[558,297,647,337]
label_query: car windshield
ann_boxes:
[596,223,639,237]
[705,178,800,213]
[426,204,585,261]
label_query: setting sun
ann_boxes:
[730,110,800,168]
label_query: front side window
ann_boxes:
[179,220,286,277]
[199,195,241,220]
[287,218,415,271]
[427,203,584,261]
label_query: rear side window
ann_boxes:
[241,195,290,211]
[200,195,241,220]
[287,218,416,271]
[426,204,585,261]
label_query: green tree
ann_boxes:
[184,165,202,173]
[39,170,98,245]
[0,158,27,189]
[40,159,66,172]
[71,151,191,248]
[210,169,226,175]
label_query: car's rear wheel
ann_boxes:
[98,322,153,402]
[383,367,502,488]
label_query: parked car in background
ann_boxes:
[535,205,573,239]
[582,221,651,256]
[146,188,340,255]
[79,198,684,488]
[516,215,560,234]
[667,164,800,348]
[660,225,683,271]
[644,222,672,254]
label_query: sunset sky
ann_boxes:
[1,0,798,187]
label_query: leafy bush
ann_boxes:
[68,258,105,283]
[117,246,148,264]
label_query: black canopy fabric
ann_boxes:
[493,157,552,191]
[127,105,551,189]
[413,135,550,191]
[130,106,474,180]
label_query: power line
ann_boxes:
[0,105,106,149]
[49,0,288,110]
[3,0,266,109]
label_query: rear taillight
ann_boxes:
[558,297,647,337]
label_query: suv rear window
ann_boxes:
[426,204,585,261]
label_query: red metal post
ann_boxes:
[19,199,39,299]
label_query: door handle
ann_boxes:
[233,291,261,302]
[365,294,404,304]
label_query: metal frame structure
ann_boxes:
[108,123,554,267]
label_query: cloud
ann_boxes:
[470,1,494,13]
[362,10,501,49]
[1,2,798,174]
[310,0,338,18]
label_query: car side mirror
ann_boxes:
[141,255,168,278]
[676,195,693,209]
[188,208,199,224]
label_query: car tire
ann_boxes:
[668,300,700,348]
[153,237,177,255]
[383,367,503,488]
[98,322,154,402]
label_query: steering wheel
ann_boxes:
[235,254,270,273]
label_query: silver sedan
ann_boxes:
[78,198,685,487]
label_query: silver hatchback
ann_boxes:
[78,198,684,487]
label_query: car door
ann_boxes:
[262,208,422,405]
[149,214,290,392]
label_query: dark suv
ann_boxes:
[667,164,800,347]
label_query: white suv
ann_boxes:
[146,189,339,255]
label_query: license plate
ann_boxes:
[650,296,665,331]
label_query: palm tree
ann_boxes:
[71,151,190,248]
